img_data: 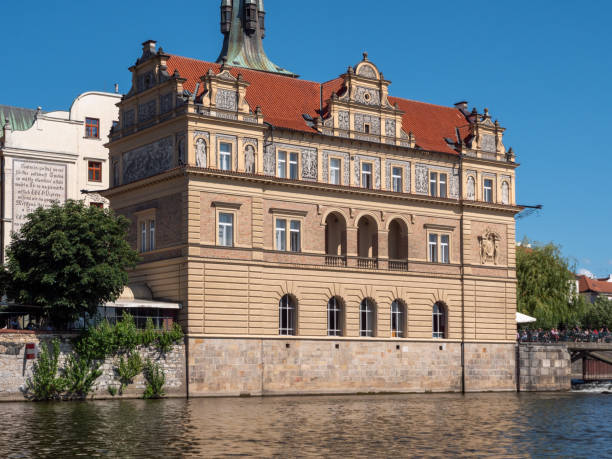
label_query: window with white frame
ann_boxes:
[289,152,299,180]
[140,222,147,253]
[275,218,301,252]
[138,214,156,253]
[327,297,343,336]
[392,166,403,192]
[428,233,450,264]
[277,151,287,178]
[279,294,296,336]
[330,158,341,185]
[359,298,376,337]
[391,300,405,338]
[433,302,447,339]
[483,178,493,202]
[219,142,232,171]
[430,172,448,197]
[361,162,372,189]
[218,212,234,247]
[149,220,156,251]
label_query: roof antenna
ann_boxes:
[114,83,119,94]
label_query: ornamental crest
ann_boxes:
[478,229,501,265]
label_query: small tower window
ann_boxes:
[364,123,371,134]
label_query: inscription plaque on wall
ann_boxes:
[12,160,67,234]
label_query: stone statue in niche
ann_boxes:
[178,138,186,165]
[245,145,255,173]
[195,138,207,167]
[467,176,475,200]
[478,229,501,265]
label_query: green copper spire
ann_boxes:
[217,0,297,77]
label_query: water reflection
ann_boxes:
[0,393,610,457]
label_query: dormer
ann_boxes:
[199,68,251,115]
[322,53,407,146]
[462,107,510,162]
[126,40,172,97]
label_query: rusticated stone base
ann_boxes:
[187,337,517,397]
[518,344,571,392]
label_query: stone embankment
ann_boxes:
[517,344,571,391]
[0,331,185,401]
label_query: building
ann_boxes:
[0,92,121,259]
[577,275,612,303]
[104,0,521,395]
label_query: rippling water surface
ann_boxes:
[0,393,610,457]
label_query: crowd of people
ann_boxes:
[518,327,612,343]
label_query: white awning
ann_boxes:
[105,283,181,310]
[516,312,537,324]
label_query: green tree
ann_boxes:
[582,296,612,329]
[4,200,139,327]
[516,241,586,329]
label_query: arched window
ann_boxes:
[327,297,343,336]
[325,212,347,267]
[433,302,446,339]
[391,300,405,338]
[279,295,296,336]
[357,216,378,268]
[360,298,376,337]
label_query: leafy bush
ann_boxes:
[157,323,185,354]
[117,352,143,394]
[62,355,102,398]
[143,359,166,399]
[26,339,65,401]
[108,385,118,397]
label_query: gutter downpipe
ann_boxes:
[459,152,466,394]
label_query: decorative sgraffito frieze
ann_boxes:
[478,228,501,265]
[160,93,173,114]
[122,136,173,184]
[215,89,238,111]
[451,169,460,198]
[385,119,396,138]
[355,86,380,106]
[193,131,210,141]
[357,64,377,78]
[338,111,349,130]
[415,164,428,194]
[354,113,380,134]
[301,149,318,181]
[137,100,156,123]
[322,150,350,184]
[323,116,334,128]
[123,109,135,129]
[481,134,496,153]
[385,160,411,193]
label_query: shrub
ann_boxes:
[62,354,102,399]
[26,339,65,401]
[117,352,143,394]
[143,359,166,399]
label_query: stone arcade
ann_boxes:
[104,0,521,396]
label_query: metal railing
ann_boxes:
[518,330,612,344]
[325,255,347,267]
[388,259,408,271]
[357,257,378,269]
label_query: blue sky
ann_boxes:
[1,0,610,276]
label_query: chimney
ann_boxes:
[454,101,469,115]
[114,83,119,94]
[142,40,157,55]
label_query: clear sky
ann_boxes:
[1,0,610,276]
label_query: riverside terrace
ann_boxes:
[518,328,612,343]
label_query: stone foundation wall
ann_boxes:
[518,344,571,392]
[187,337,517,396]
[0,332,186,401]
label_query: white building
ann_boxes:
[0,91,120,259]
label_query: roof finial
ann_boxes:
[363,51,369,61]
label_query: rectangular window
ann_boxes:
[277,151,287,178]
[85,118,100,138]
[428,234,438,263]
[149,220,156,251]
[219,142,232,171]
[484,179,493,202]
[441,234,449,264]
[140,222,147,253]
[392,167,403,192]
[218,213,234,247]
[361,162,372,189]
[290,220,301,252]
[88,161,102,182]
[430,172,438,197]
[330,158,341,185]
[364,123,371,134]
[289,153,299,180]
[439,173,447,198]
[275,219,287,251]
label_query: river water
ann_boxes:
[0,392,610,458]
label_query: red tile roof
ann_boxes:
[166,55,469,155]
[577,275,612,294]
